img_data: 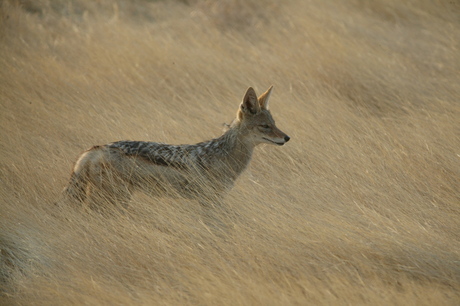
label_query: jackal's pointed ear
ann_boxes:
[258,85,273,110]
[240,87,260,116]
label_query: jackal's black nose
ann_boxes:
[284,135,290,142]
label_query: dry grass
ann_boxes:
[1,0,459,304]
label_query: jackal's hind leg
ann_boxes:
[85,173,133,211]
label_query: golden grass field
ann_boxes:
[1,0,459,304]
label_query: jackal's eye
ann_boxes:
[259,124,271,129]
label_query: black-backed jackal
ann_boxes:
[64,86,290,209]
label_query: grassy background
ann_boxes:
[1,0,459,304]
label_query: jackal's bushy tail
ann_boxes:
[63,151,92,203]
[64,170,88,202]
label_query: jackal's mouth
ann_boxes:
[262,137,285,146]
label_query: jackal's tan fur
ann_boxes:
[65,86,289,208]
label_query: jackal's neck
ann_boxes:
[203,123,255,178]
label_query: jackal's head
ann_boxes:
[236,86,290,146]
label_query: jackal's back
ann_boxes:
[108,141,192,169]
[107,138,231,171]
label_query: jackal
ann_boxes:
[64,86,290,209]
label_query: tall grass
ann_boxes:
[1,0,459,304]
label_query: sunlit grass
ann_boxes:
[1,0,459,304]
